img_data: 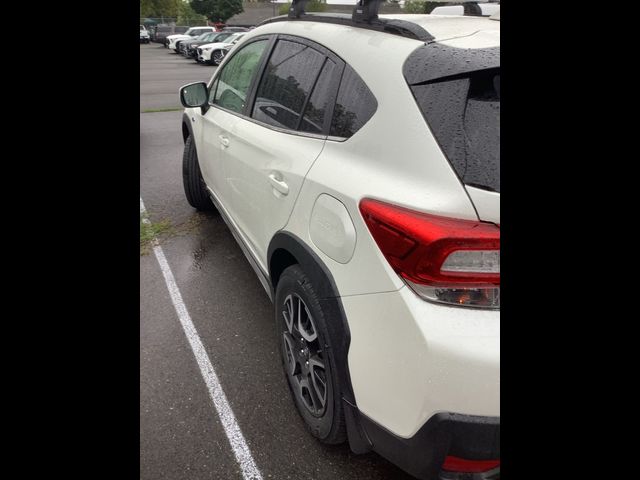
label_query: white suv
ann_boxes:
[196,32,246,65]
[166,26,216,52]
[179,5,500,480]
[139,25,150,44]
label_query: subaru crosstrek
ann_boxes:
[179,7,500,480]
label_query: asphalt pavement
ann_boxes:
[139,42,416,480]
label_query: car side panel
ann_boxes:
[222,117,326,272]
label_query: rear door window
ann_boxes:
[299,58,338,134]
[251,40,326,131]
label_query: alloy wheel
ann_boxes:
[281,293,328,417]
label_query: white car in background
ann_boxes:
[167,26,216,52]
[431,1,500,16]
[197,32,246,65]
[140,25,150,44]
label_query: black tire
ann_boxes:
[211,50,224,66]
[275,265,347,444]
[182,135,214,211]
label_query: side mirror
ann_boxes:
[180,82,209,109]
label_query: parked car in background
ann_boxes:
[196,32,246,65]
[167,26,217,52]
[222,26,250,32]
[217,34,248,63]
[154,25,189,45]
[431,1,500,16]
[140,25,150,44]
[182,32,234,58]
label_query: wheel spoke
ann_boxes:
[298,376,322,415]
[297,299,317,342]
[282,332,298,376]
[281,293,328,417]
[282,295,294,334]
[309,355,327,409]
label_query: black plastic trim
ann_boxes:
[352,0,384,23]
[358,412,500,480]
[288,0,309,18]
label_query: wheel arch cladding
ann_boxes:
[267,231,373,453]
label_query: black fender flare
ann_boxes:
[267,231,372,453]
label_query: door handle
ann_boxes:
[219,135,230,147]
[268,173,289,196]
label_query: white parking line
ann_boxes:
[141,198,263,480]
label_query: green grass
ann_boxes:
[141,107,183,113]
[140,214,173,255]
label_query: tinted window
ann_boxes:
[411,70,500,192]
[330,65,377,138]
[252,40,325,131]
[211,40,268,114]
[300,59,337,134]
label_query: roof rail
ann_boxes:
[262,1,435,42]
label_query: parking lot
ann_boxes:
[139,43,416,480]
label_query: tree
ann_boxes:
[190,0,244,23]
[140,0,155,17]
[140,0,182,18]
[178,0,207,24]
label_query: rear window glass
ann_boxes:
[410,69,500,192]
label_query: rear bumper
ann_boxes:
[352,407,500,480]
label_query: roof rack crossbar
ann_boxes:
[259,12,435,42]
[288,0,309,19]
[352,0,384,24]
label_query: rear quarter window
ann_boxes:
[330,65,377,138]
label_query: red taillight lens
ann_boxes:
[442,455,500,473]
[359,199,500,308]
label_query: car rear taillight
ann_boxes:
[442,455,500,473]
[359,199,499,309]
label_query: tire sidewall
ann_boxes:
[275,266,342,441]
[182,135,214,211]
